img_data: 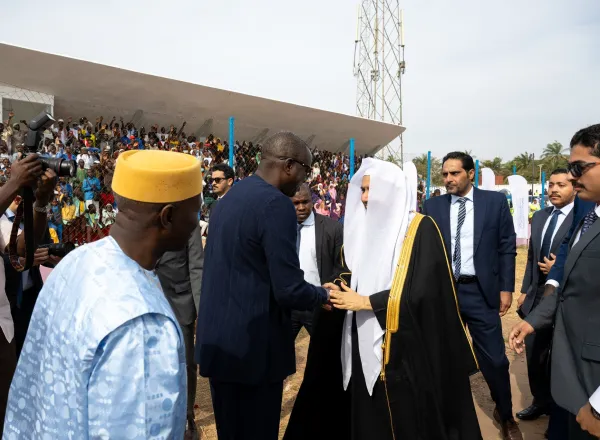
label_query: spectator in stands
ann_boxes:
[99,185,115,208]
[82,168,101,212]
[0,144,9,161]
[11,145,24,163]
[52,118,68,144]
[76,159,86,183]
[101,204,116,227]
[59,145,76,161]
[77,147,94,169]
[49,198,63,242]
[10,122,25,151]
[58,177,73,198]
[61,197,76,224]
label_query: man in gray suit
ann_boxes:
[516,168,575,425]
[156,225,204,440]
[510,124,600,439]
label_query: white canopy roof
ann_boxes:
[0,43,404,155]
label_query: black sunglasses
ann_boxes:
[278,157,311,175]
[566,161,600,178]
[210,177,226,184]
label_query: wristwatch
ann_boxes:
[33,204,48,213]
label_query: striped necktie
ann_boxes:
[453,198,467,279]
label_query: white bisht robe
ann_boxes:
[3,237,187,439]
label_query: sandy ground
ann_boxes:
[194,246,549,439]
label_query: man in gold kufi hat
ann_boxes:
[3,150,202,439]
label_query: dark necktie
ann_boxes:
[453,198,467,279]
[540,210,560,261]
[580,209,598,237]
[296,223,304,255]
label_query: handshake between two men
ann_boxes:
[321,282,374,312]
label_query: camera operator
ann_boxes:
[3,196,60,357]
[0,154,57,435]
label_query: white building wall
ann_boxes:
[0,85,54,122]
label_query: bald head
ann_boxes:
[261,132,311,162]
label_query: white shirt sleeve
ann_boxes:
[0,215,13,253]
[590,387,600,412]
[545,279,559,288]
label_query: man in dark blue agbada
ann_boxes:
[196,132,331,440]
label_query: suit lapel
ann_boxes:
[473,187,486,255]
[550,209,572,254]
[533,208,552,263]
[564,215,600,284]
[314,213,324,279]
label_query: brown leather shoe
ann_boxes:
[493,408,523,440]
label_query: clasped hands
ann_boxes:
[321,282,372,312]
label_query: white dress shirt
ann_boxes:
[0,215,14,342]
[298,212,321,287]
[547,203,598,288]
[450,187,475,276]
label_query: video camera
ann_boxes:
[24,111,76,178]
[38,242,76,258]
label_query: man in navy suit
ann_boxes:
[516,169,575,433]
[422,152,521,440]
[195,132,331,440]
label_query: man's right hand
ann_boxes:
[538,253,556,275]
[10,154,44,188]
[509,321,535,354]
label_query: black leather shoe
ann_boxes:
[494,408,523,440]
[516,403,551,421]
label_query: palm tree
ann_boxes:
[412,153,443,186]
[512,152,540,183]
[541,141,567,171]
[481,157,504,175]
[513,152,533,171]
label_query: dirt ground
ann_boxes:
[194,246,548,439]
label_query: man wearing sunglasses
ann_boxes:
[510,124,600,439]
[210,163,234,200]
[196,131,330,440]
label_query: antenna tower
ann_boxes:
[353,1,405,162]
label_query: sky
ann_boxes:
[1,0,599,161]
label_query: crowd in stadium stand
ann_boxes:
[0,112,361,244]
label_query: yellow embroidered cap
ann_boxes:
[112,150,202,203]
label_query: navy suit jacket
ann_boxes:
[195,175,328,385]
[422,187,516,308]
[547,195,596,286]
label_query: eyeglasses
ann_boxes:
[566,161,600,178]
[277,157,312,175]
[210,177,225,184]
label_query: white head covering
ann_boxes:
[403,161,418,214]
[342,158,411,395]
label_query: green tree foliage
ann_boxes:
[412,153,443,186]
[541,141,568,172]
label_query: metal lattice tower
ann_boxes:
[354,1,405,162]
